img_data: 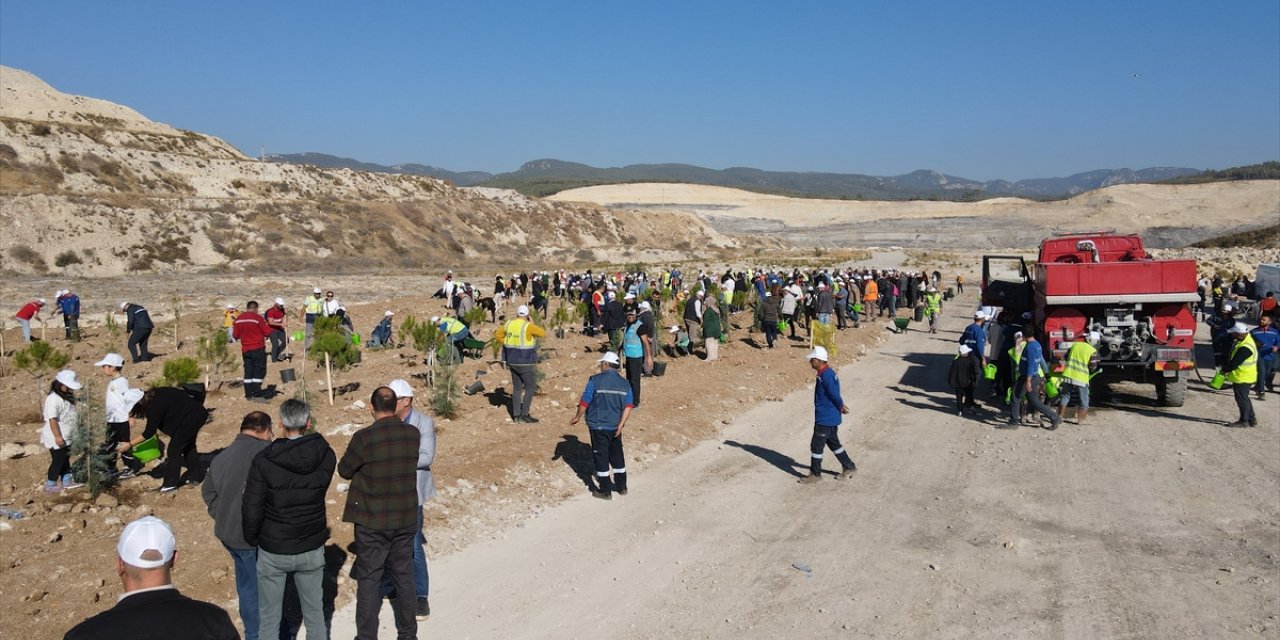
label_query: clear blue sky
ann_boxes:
[2,1,1278,180]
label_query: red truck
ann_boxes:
[981,232,1199,407]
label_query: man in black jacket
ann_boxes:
[949,344,983,417]
[202,412,273,640]
[242,399,335,640]
[64,516,239,640]
[121,301,154,363]
[124,386,210,493]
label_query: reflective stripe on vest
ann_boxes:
[1226,335,1259,385]
[1062,341,1097,385]
[304,296,323,314]
[1011,342,1026,366]
[623,320,644,358]
[503,318,537,364]
[925,293,941,313]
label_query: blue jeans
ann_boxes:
[258,547,325,640]
[225,544,260,640]
[380,508,428,598]
[18,318,31,342]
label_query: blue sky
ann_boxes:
[2,1,1278,180]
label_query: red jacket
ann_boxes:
[233,311,271,352]
[15,301,41,320]
[265,306,287,331]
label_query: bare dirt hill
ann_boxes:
[551,181,1280,250]
[0,66,752,276]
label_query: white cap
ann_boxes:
[226,304,236,310]
[669,325,681,333]
[607,292,616,300]
[37,298,46,305]
[1014,331,1024,338]
[624,292,635,300]
[313,287,322,294]
[638,301,651,311]
[94,353,126,368]
[1230,322,1250,334]
[431,316,440,323]
[806,346,829,362]
[517,305,529,317]
[973,311,986,319]
[54,369,82,390]
[384,310,394,317]
[275,297,285,306]
[598,352,620,365]
[959,345,973,356]
[818,283,827,290]
[1087,331,1101,344]
[120,302,128,310]
[387,378,414,398]
[55,289,66,298]
[117,516,176,569]
[696,290,705,297]
[122,388,144,413]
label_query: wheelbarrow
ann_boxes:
[891,317,911,334]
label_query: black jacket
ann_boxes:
[141,387,208,440]
[125,303,154,331]
[241,433,336,555]
[603,300,627,332]
[64,588,239,640]
[948,353,983,389]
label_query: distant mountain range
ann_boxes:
[266,153,1199,201]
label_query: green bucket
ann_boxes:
[291,331,304,342]
[1209,372,1226,390]
[132,436,162,463]
[1043,376,1060,398]
[351,333,361,345]
[983,363,997,380]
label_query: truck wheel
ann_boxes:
[1157,375,1187,407]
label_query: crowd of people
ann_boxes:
[16,262,1274,639]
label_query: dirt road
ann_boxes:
[335,304,1279,639]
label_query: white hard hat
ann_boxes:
[806,346,829,362]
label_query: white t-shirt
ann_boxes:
[40,393,78,450]
[105,376,131,423]
[322,299,341,317]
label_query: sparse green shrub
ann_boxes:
[54,250,82,268]
[430,357,461,419]
[157,357,200,387]
[13,340,70,399]
[196,320,236,381]
[462,307,487,329]
[309,316,360,369]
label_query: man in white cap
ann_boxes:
[379,379,436,620]
[798,346,856,484]
[64,516,238,640]
[923,287,943,334]
[265,298,288,362]
[14,297,45,343]
[301,287,324,350]
[369,310,395,348]
[1057,331,1101,425]
[53,289,81,342]
[569,352,634,500]
[960,311,988,369]
[1221,322,1259,427]
[495,305,545,423]
[948,344,983,416]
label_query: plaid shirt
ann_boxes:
[337,416,419,531]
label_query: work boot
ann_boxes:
[996,422,1018,430]
[1224,421,1249,428]
[797,473,822,485]
[835,465,857,480]
[416,597,430,620]
[592,490,613,500]
[1044,419,1061,431]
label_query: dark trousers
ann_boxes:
[47,447,70,482]
[63,315,80,341]
[104,422,142,473]
[763,322,779,348]
[269,330,286,362]
[161,427,203,488]
[509,364,537,419]
[354,524,417,640]
[809,425,854,475]
[128,328,152,362]
[624,355,644,408]
[242,348,267,398]
[1256,358,1274,395]
[1011,376,1060,424]
[380,508,429,598]
[588,429,626,494]
[954,385,975,412]
[1232,383,1256,424]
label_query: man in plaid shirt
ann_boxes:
[338,386,420,640]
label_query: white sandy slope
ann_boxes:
[550,181,1280,235]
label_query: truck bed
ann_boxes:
[1036,260,1198,304]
